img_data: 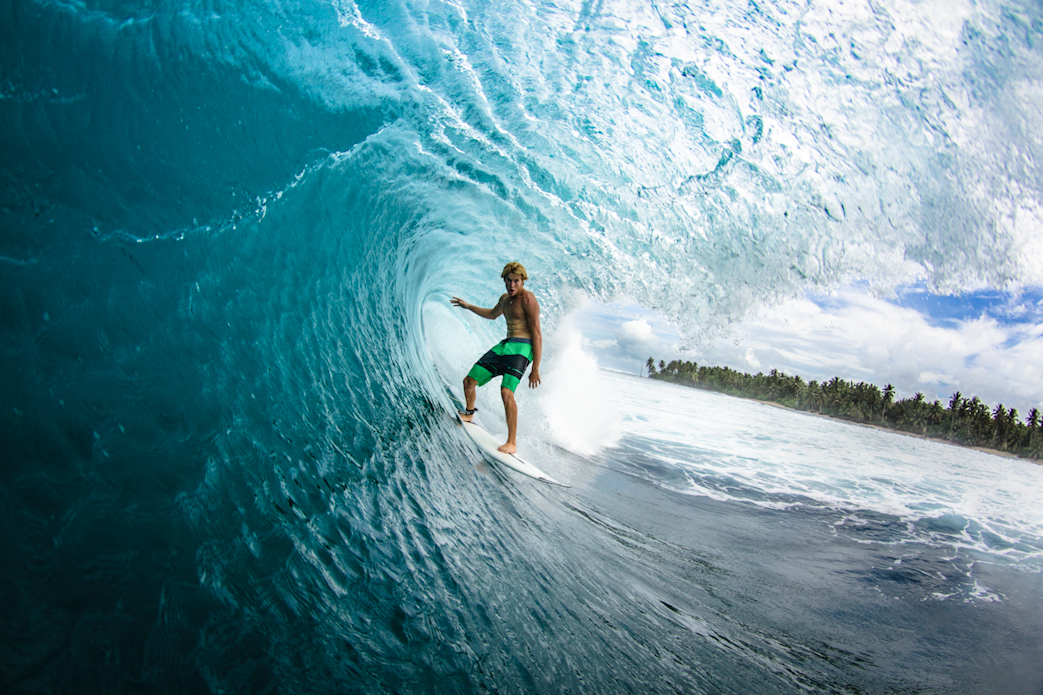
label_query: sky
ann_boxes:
[571,285,1043,418]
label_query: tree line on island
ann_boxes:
[646,358,1043,460]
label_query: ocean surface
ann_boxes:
[3,0,1043,692]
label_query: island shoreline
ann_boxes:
[645,358,1042,465]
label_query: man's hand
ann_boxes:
[451,295,504,320]
[528,367,541,389]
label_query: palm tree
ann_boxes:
[646,357,656,377]
[860,383,882,422]
[1029,435,1043,460]
[971,398,991,446]
[793,375,807,409]
[806,381,824,413]
[882,384,895,421]
[948,392,962,438]
[993,404,1007,449]
[928,400,945,434]
[1005,408,1020,451]
[907,393,927,433]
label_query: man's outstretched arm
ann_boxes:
[451,294,505,320]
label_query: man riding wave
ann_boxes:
[451,262,542,454]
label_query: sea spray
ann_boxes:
[537,317,622,456]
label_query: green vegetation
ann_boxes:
[646,357,1043,461]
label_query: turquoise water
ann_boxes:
[3,0,1043,692]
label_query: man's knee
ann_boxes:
[500,386,516,402]
[464,376,478,388]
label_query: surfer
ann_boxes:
[451,261,542,455]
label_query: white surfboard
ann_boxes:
[458,417,571,487]
[446,389,570,487]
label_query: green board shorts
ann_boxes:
[467,337,534,392]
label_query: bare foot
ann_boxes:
[497,442,517,455]
[459,411,475,423]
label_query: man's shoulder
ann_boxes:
[521,289,540,307]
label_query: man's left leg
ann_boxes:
[499,386,518,454]
[460,376,478,422]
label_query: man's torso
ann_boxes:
[500,290,535,339]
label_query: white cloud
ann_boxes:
[615,319,661,360]
[695,287,1043,414]
[569,289,1043,415]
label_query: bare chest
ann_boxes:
[504,297,527,322]
[502,294,530,335]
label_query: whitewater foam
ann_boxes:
[537,318,622,456]
[601,370,1043,572]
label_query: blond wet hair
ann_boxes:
[501,261,528,280]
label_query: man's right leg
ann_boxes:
[498,386,518,454]
[461,376,478,422]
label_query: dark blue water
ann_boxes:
[4,0,1043,692]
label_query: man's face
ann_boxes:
[503,272,525,297]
